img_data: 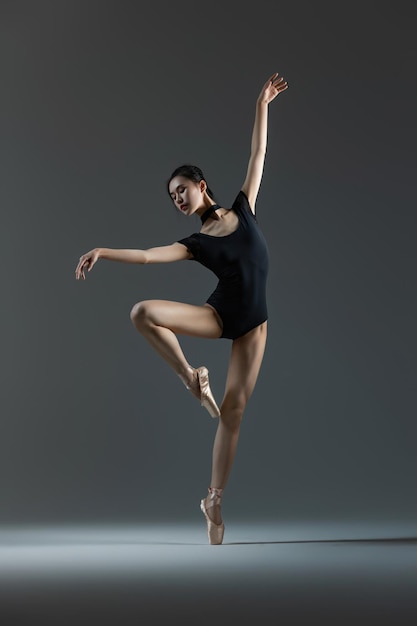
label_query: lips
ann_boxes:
[180,204,188,211]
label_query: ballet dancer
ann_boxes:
[75,71,288,544]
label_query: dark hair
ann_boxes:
[167,164,217,202]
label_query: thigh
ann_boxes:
[221,321,268,409]
[134,299,223,338]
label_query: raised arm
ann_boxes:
[241,72,288,213]
[75,243,189,280]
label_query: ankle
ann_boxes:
[207,487,224,506]
[178,366,197,389]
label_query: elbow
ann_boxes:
[138,250,149,264]
[251,147,266,160]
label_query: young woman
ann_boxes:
[75,72,288,545]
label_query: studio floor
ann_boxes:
[1,520,416,625]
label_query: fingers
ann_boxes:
[276,81,288,92]
[269,75,288,97]
[75,260,82,280]
[267,72,281,86]
[82,261,89,279]
[75,255,89,280]
[262,73,288,98]
[271,75,287,88]
[262,73,277,90]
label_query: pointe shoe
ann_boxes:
[200,487,225,545]
[196,366,221,418]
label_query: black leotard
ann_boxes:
[177,190,269,340]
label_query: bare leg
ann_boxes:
[207,322,267,524]
[130,299,222,395]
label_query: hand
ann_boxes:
[257,72,288,104]
[75,248,100,280]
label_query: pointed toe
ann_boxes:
[200,487,225,545]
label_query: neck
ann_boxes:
[200,203,220,224]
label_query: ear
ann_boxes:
[200,180,207,194]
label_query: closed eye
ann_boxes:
[171,187,185,200]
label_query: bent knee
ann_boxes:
[130,300,154,326]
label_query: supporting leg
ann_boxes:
[206,322,267,525]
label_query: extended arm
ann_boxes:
[75,243,189,280]
[241,72,288,212]
[98,244,190,264]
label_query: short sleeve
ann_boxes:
[232,190,257,221]
[177,233,200,261]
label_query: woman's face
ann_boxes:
[168,176,204,216]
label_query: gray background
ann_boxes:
[1,0,415,525]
